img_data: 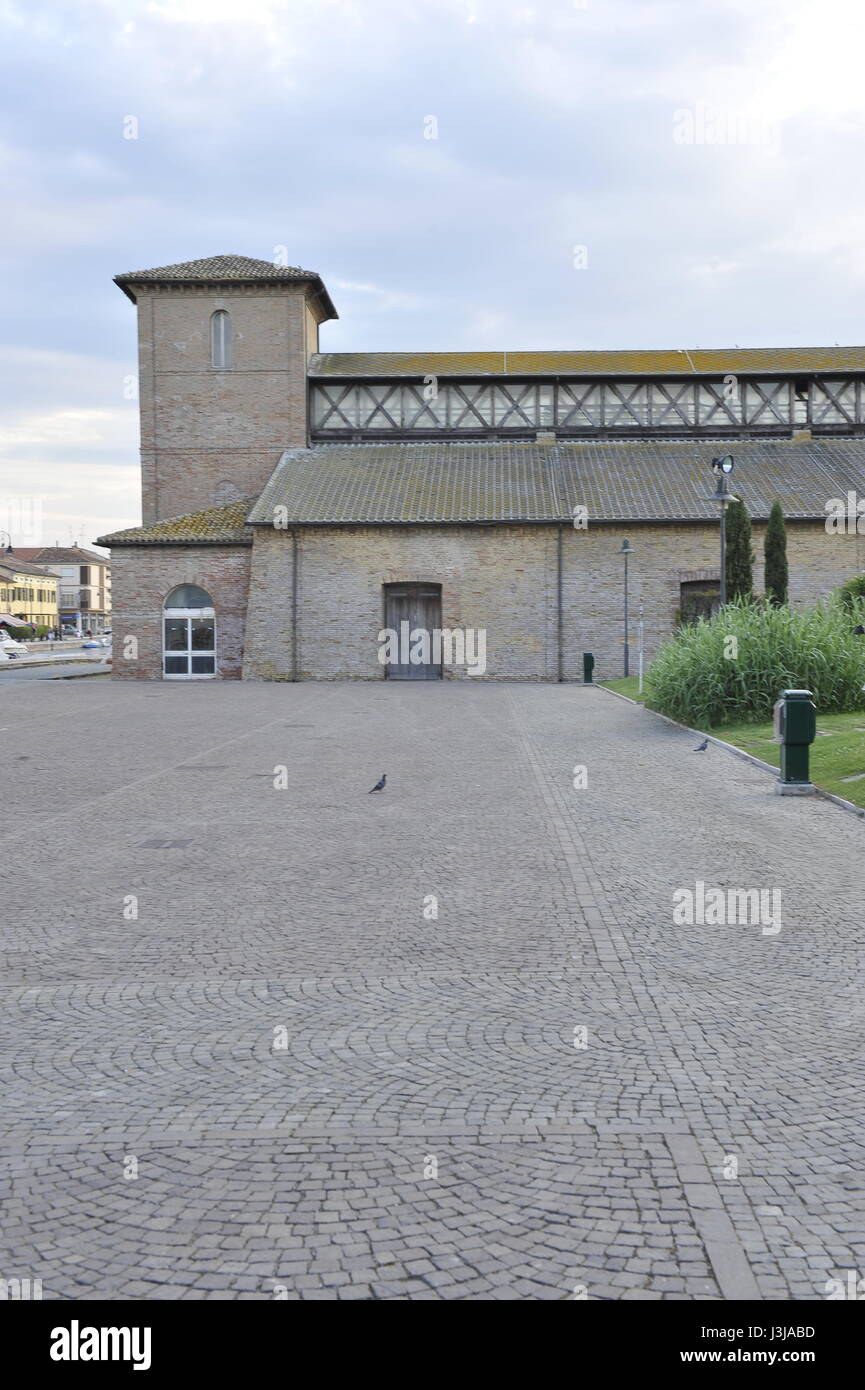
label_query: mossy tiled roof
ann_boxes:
[96,499,254,547]
[248,439,865,525]
[115,254,338,319]
[96,439,865,545]
[310,348,865,377]
[116,254,319,282]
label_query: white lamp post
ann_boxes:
[619,539,632,676]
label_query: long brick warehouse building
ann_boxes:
[99,254,865,681]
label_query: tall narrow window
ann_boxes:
[211,310,232,369]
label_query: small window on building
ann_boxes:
[211,310,232,369]
[679,580,720,625]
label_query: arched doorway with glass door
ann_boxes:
[163,585,216,679]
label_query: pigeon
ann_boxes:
[693,738,709,752]
[368,773,387,793]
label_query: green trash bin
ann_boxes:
[772,688,816,792]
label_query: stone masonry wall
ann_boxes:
[242,525,559,681]
[109,521,863,682]
[241,520,865,683]
[562,520,864,682]
[110,545,251,680]
[134,284,323,525]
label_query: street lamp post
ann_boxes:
[619,538,632,676]
[708,456,736,606]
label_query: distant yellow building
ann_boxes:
[12,545,111,634]
[0,556,59,632]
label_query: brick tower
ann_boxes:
[115,254,338,525]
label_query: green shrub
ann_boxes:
[3,625,34,642]
[836,573,865,613]
[725,497,753,600]
[644,596,865,726]
[764,500,788,606]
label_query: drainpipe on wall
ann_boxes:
[557,524,564,682]
[291,530,299,681]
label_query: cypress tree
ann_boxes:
[764,499,788,606]
[724,497,753,601]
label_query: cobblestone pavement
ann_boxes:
[1,681,863,1300]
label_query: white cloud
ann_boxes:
[0,407,129,450]
[2,0,865,537]
[0,458,139,548]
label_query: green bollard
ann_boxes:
[772,689,817,794]
[583,652,594,684]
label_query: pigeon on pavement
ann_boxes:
[369,773,387,792]
[693,738,709,752]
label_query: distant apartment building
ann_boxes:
[12,546,112,634]
[0,555,58,631]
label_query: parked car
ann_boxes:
[0,636,29,659]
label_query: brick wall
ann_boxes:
[110,545,251,680]
[240,520,865,682]
[134,284,326,524]
[242,525,559,680]
[109,521,863,682]
[561,520,864,681]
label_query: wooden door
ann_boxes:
[383,584,442,679]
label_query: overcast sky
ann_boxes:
[1,0,863,546]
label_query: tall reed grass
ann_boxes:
[644,597,865,726]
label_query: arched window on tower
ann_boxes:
[211,310,232,369]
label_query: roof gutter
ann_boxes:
[244,514,827,528]
[113,274,338,320]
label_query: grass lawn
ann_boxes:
[600,680,865,809]
[600,676,647,703]
[709,710,865,809]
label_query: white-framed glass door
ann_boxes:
[163,607,216,678]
